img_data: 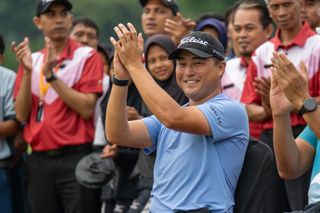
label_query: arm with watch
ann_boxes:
[269,52,319,179]
[297,97,319,138]
[43,60,98,120]
[270,52,320,137]
[42,38,99,120]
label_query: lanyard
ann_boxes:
[38,41,70,103]
[36,61,62,122]
[36,42,70,122]
[38,60,62,103]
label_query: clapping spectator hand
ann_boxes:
[127,106,142,120]
[271,52,310,110]
[164,13,196,45]
[42,37,58,76]
[100,144,118,159]
[269,67,294,117]
[254,76,272,116]
[11,37,32,72]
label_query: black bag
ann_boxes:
[234,137,275,213]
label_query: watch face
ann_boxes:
[305,98,317,111]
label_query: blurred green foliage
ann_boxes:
[0,0,236,70]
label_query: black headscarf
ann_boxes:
[144,34,188,115]
[100,82,143,129]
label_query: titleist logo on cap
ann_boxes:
[179,36,209,47]
[41,0,55,2]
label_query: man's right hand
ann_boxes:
[112,49,130,80]
[270,71,294,117]
[42,37,58,77]
[165,13,195,45]
[11,37,32,73]
[271,52,310,110]
[110,23,145,72]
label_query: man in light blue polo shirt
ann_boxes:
[106,25,249,213]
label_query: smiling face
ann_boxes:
[33,4,72,42]
[146,44,174,81]
[141,0,174,37]
[175,50,225,105]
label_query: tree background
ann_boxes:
[0,0,237,70]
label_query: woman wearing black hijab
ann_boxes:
[130,34,188,212]
[142,34,188,115]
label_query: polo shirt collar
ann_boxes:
[41,38,79,61]
[271,22,316,50]
[240,56,248,68]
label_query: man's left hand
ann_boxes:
[271,52,310,109]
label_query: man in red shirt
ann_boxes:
[221,1,273,139]
[12,0,103,212]
[241,0,320,212]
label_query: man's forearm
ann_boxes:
[273,115,304,179]
[128,64,182,127]
[15,72,32,122]
[106,85,129,145]
[245,103,269,121]
[303,106,320,138]
[0,120,19,137]
[294,96,320,138]
[49,79,97,120]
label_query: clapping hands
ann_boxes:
[110,23,144,77]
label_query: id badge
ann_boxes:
[36,103,44,122]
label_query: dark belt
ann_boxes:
[175,208,209,213]
[32,144,92,158]
[0,158,13,168]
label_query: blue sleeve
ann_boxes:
[197,99,249,142]
[142,115,161,154]
[298,126,318,149]
[4,73,16,120]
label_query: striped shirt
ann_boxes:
[241,22,320,130]
[0,66,16,159]
[14,39,104,151]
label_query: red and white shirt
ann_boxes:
[241,22,320,130]
[222,56,247,101]
[222,56,262,138]
[14,39,104,151]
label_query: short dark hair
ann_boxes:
[72,16,99,38]
[0,35,4,55]
[235,0,272,29]
[225,0,242,26]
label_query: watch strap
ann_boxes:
[298,98,317,116]
[299,106,308,116]
[112,75,129,86]
[45,69,57,83]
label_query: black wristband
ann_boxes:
[112,75,129,86]
[46,69,57,83]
